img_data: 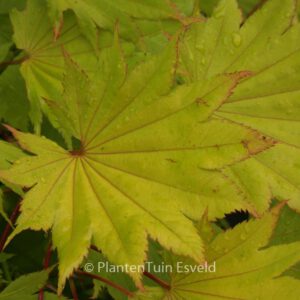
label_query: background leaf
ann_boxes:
[0,269,48,300]
[0,66,29,130]
[134,204,300,299]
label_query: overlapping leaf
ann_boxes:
[180,0,300,214]
[10,0,98,132]
[11,0,190,133]
[133,204,300,299]
[47,0,195,48]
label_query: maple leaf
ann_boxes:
[10,0,98,132]
[132,204,300,299]
[179,0,300,215]
[10,0,198,134]
[0,26,275,292]
[47,0,195,46]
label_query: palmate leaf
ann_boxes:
[47,0,195,48]
[46,0,199,59]
[10,0,98,133]
[180,0,300,214]
[133,204,300,299]
[0,29,274,292]
[11,0,180,133]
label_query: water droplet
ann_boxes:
[41,177,46,183]
[232,33,242,47]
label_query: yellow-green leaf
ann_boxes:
[180,0,300,213]
[0,34,274,292]
[133,204,300,299]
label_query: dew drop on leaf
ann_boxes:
[232,33,242,47]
